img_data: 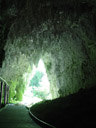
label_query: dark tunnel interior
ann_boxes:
[0,0,96,127]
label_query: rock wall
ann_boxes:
[0,0,96,99]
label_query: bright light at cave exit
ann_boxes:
[21,59,52,106]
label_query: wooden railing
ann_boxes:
[0,77,9,107]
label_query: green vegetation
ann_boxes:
[32,88,49,100]
[29,71,44,87]
[9,77,25,102]
[29,71,49,100]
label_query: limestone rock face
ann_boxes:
[0,0,96,99]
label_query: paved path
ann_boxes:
[0,104,42,128]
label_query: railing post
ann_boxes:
[4,83,7,105]
[0,77,9,107]
[0,81,3,107]
[7,86,9,104]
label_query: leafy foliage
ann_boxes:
[32,88,49,100]
[29,71,49,99]
[9,77,25,102]
[29,71,44,87]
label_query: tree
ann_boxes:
[29,71,44,87]
[29,71,48,99]
[32,89,48,100]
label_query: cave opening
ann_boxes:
[0,0,96,127]
[21,59,52,106]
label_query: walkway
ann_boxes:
[0,104,42,128]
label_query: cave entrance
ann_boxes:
[22,59,52,106]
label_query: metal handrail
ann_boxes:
[0,76,9,107]
[29,107,56,128]
[0,76,9,87]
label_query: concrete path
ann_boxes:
[0,104,42,128]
